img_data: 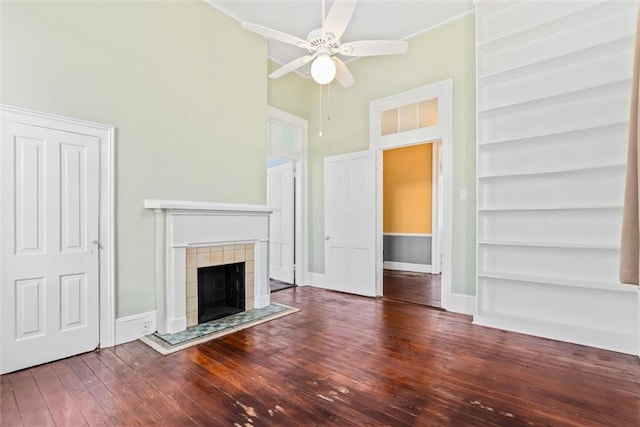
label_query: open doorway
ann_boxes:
[370,79,452,310]
[381,142,442,307]
[267,156,296,292]
[266,107,308,293]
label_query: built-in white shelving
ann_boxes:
[477,206,624,213]
[475,0,639,355]
[478,121,628,148]
[478,37,634,85]
[478,2,607,51]
[478,241,620,251]
[478,164,625,180]
[477,271,635,294]
[478,79,631,116]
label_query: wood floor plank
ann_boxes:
[1,286,638,426]
[383,269,441,308]
[209,337,416,426]
[272,288,640,426]
[8,370,55,426]
[124,343,266,425]
[220,319,508,426]
[30,364,88,426]
[0,375,22,426]
[196,341,374,426]
[50,360,112,426]
[66,355,134,425]
[94,349,199,426]
[143,368,239,426]
[79,352,164,425]
[183,348,300,426]
[119,340,159,365]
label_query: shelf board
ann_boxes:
[478,79,631,116]
[477,271,635,293]
[477,36,634,85]
[478,121,628,148]
[478,240,619,250]
[477,2,627,54]
[478,205,623,213]
[477,164,625,180]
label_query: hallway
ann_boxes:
[383,269,441,308]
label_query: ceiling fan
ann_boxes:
[241,0,408,87]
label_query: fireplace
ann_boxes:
[185,243,255,327]
[146,200,272,334]
[198,262,245,323]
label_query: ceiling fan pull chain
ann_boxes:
[319,84,323,137]
[327,83,331,122]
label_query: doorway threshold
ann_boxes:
[270,279,296,293]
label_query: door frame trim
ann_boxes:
[267,106,308,286]
[1,104,115,347]
[369,79,453,309]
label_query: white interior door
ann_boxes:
[324,151,375,296]
[267,162,295,284]
[1,121,100,374]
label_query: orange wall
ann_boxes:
[383,144,432,234]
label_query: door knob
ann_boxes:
[325,236,330,240]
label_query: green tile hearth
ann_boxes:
[155,303,291,346]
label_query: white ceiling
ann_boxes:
[205,1,475,76]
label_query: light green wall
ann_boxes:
[267,59,311,120]
[2,2,269,317]
[305,14,477,295]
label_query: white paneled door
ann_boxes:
[324,151,375,296]
[267,162,295,284]
[2,122,100,373]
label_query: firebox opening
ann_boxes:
[197,262,245,324]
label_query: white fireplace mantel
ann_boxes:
[144,199,273,215]
[146,199,273,334]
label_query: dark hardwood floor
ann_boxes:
[2,286,639,426]
[383,269,441,308]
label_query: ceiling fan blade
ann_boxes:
[333,57,354,88]
[269,55,316,79]
[339,40,408,57]
[323,0,357,41]
[241,22,310,48]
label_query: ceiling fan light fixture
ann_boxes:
[311,53,336,85]
[242,0,408,88]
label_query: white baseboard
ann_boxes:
[445,293,476,316]
[383,261,431,273]
[473,314,638,356]
[115,311,157,345]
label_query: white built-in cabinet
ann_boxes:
[475,0,639,354]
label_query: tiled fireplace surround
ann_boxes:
[145,200,272,334]
[185,244,254,327]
